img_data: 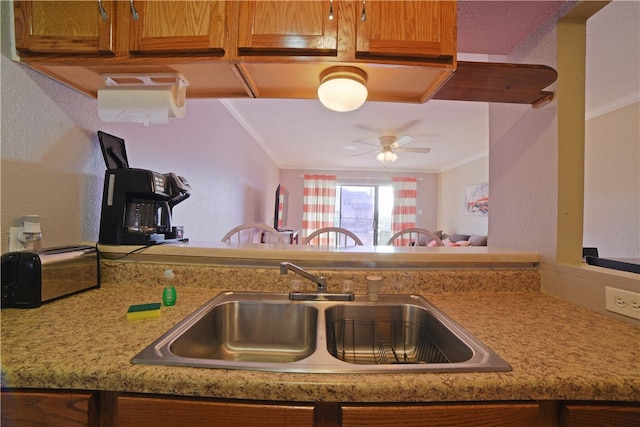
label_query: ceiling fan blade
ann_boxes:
[353,140,380,148]
[351,149,380,157]
[392,135,414,148]
[394,119,422,135]
[396,147,431,154]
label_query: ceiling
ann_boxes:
[217,0,638,173]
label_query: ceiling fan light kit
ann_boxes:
[353,135,431,163]
[318,66,368,112]
[376,150,398,163]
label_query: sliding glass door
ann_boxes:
[335,185,392,246]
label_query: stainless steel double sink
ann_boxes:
[132,292,511,373]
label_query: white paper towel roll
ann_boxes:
[97,87,186,126]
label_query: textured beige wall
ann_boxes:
[1,3,104,251]
[584,102,640,258]
[438,156,489,237]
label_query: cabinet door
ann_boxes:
[13,0,116,54]
[356,0,456,61]
[342,403,542,427]
[238,0,338,56]
[117,395,314,427]
[1,390,95,427]
[561,403,640,426]
[129,1,229,55]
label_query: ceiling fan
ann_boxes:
[353,135,431,163]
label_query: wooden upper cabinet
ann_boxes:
[13,1,231,57]
[13,0,116,55]
[356,0,456,62]
[129,1,230,55]
[11,0,458,102]
[237,0,338,56]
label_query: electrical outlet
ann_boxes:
[8,227,26,252]
[605,287,640,320]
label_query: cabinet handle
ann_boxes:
[360,0,366,22]
[328,0,334,21]
[98,0,108,21]
[129,0,139,21]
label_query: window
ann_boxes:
[335,185,392,246]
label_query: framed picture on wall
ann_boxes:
[464,183,489,216]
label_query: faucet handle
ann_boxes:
[289,279,302,293]
[342,280,354,294]
[317,281,327,294]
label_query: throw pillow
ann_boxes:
[417,230,443,246]
[469,235,488,246]
[442,238,460,247]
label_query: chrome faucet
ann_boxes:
[279,262,353,301]
[280,262,326,291]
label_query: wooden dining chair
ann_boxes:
[386,228,444,246]
[302,227,363,247]
[221,223,286,245]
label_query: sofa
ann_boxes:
[422,231,488,247]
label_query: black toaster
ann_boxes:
[1,245,99,309]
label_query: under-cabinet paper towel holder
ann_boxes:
[98,73,189,126]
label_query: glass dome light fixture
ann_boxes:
[376,149,399,163]
[317,66,368,112]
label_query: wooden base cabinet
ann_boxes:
[1,389,97,427]
[560,402,640,426]
[117,395,315,427]
[341,402,546,427]
[3,390,639,427]
[342,402,640,427]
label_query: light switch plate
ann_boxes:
[605,287,640,320]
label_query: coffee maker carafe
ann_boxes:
[124,198,174,234]
[97,131,191,245]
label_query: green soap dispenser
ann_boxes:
[162,269,177,306]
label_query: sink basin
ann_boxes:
[132,292,511,373]
[325,304,473,365]
[170,301,317,363]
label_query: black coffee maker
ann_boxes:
[97,131,191,245]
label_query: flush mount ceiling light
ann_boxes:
[317,66,368,112]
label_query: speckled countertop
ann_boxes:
[2,275,639,403]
